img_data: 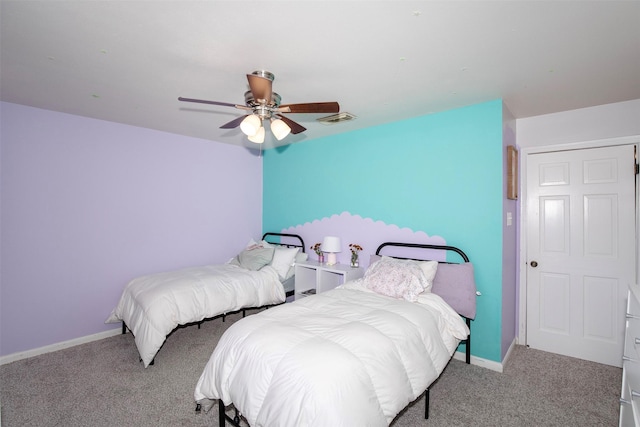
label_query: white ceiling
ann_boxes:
[2,1,639,149]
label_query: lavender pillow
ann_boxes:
[363,256,426,302]
[431,262,477,319]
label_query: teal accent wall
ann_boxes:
[264,100,505,362]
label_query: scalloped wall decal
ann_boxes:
[281,211,446,269]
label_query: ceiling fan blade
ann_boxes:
[178,97,252,112]
[278,102,340,114]
[246,74,272,104]
[220,115,247,129]
[178,97,237,107]
[277,115,306,135]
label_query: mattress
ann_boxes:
[106,263,285,367]
[194,280,469,426]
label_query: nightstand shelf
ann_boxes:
[294,261,363,300]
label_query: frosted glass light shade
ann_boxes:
[240,114,261,136]
[248,126,265,143]
[270,118,291,141]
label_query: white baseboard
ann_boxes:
[0,328,122,366]
[453,338,517,373]
[501,337,516,368]
[453,350,504,372]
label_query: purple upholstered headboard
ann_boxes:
[373,242,477,320]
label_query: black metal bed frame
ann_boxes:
[375,241,472,365]
[209,241,473,426]
[120,232,305,366]
[375,242,473,419]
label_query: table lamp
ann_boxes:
[321,236,341,266]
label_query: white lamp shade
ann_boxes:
[247,126,265,143]
[321,236,342,253]
[270,118,291,141]
[322,236,341,265]
[240,114,261,136]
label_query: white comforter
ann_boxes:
[106,264,285,367]
[194,280,469,426]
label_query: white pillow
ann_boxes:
[269,247,300,280]
[416,260,438,293]
[283,251,308,281]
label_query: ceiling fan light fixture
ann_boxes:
[248,126,265,143]
[178,70,339,145]
[270,118,291,141]
[240,114,261,136]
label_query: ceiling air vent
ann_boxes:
[317,112,357,125]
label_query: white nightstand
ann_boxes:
[294,260,363,300]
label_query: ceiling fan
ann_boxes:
[178,70,340,144]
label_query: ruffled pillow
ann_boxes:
[368,255,437,292]
[363,256,427,302]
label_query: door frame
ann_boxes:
[517,135,640,346]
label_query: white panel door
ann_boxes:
[526,144,635,367]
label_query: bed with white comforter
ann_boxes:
[194,280,469,426]
[106,263,285,367]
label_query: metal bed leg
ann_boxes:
[222,314,226,322]
[425,388,430,419]
[466,318,471,364]
[122,322,127,334]
[217,400,242,427]
[218,400,226,426]
[242,309,246,318]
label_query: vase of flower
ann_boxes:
[311,243,324,263]
[349,243,363,268]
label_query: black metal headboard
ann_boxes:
[375,241,472,365]
[375,242,469,263]
[262,233,306,253]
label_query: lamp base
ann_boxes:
[326,253,337,266]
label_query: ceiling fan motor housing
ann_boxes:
[244,90,281,119]
[251,70,275,81]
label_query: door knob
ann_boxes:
[530,261,538,267]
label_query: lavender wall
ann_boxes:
[0,102,263,357]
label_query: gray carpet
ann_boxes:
[1,309,622,426]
